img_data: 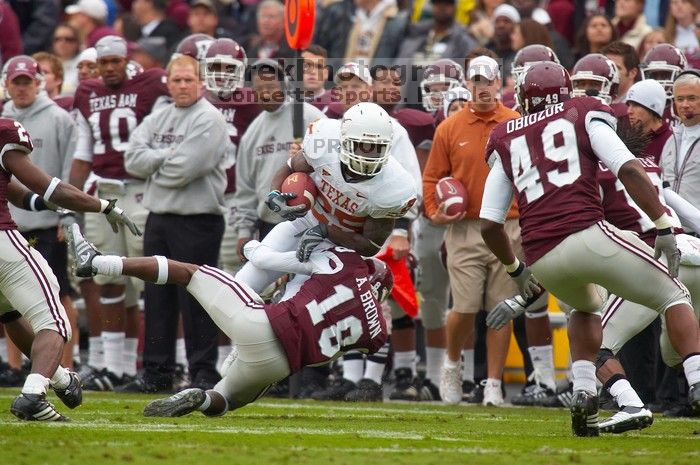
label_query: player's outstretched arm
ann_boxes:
[4,150,142,236]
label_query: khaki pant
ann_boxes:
[0,229,70,340]
[445,219,521,314]
[531,222,690,317]
[187,266,291,410]
[85,180,148,303]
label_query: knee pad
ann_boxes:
[595,348,615,371]
[524,308,549,319]
[99,293,126,306]
[0,310,22,324]
[392,315,414,330]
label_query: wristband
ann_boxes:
[99,199,112,213]
[653,213,673,230]
[505,258,521,274]
[391,228,409,238]
[43,177,61,203]
[23,193,50,211]
[154,255,169,285]
[657,227,673,236]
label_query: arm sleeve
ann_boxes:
[152,116,228,188]
[72,112,94,163]
[124,115,170,179]
[232,132,259,238]
[243,240,314,275]
[422,125,452,218]
[479,156,514,224]
[588,119,635,176]
[663,187,700,234]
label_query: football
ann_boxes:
[281,171,318,211]
[435,177,467,216]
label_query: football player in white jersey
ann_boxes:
[235,102,418,293]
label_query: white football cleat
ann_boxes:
[599,406,653,434]
[482,379,504,406]
[439,364,463,405]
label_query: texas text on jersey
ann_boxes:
[486,96,616,264]
[598,157,683,246]
[0,118,33,229]
[301,118,417,233]
[262,247,388,372]
[73,69,169,179]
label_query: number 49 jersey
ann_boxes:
[486,97,615,264]
[302,118,417,233]
[263,247,388,373]
[73,69,169,180]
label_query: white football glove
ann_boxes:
[486,296,528,330]
[507,262,540,299]
[654,230,681,278]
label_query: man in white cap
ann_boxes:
[76,48,99,82]
[65,0,116,49]
[68,35,170,393]
[486,4,519,78]
[423,53,522,407]
[626,79,673,165]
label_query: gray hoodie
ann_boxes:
[233,100,325,238]
[2,93,76,231]
[124,97,230,216]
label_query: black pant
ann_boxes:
[21,227,73,297]
[142,213,224,386]
[618,318,661,404]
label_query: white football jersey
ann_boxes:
[301,118,418,232]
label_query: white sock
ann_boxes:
[123,338,138,377]
[342,358,364,384]
[198,392,212,411]
[528,345,556,390]
[0,337,8,362]
[393,350,416,375]
[486,378,502,389]
[571,360,597,395]
[217,345,232,374]
[102,331,125,376]
[50,366,71,389]
[92,255,123,276]
[609,378,644,408]
[176,338,187,367]
[444,357,459,370]
[425,347,445,383]
[364,360,385,384]
[72,344,80,365]
[462,349,474,382]
[683,354,700,385]
[88,336,104,369]
[22,373,49,395]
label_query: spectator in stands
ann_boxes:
[0,0,23,62]
[244,0,292,60]
[188,0,235,39]
[132,0,184,52]
[531,9,575,70]
[613,0,653,49]
[638,28,669,58]
[76,47,99,81]
[469,0,505,45]
[302,44,343,117]
[601,40,641,103]
[510,18,553,51]
[66,0,117,49]
[665,0,700,53]
[574,14,617,62]
[315,0,409,71]
[124,55,231,392]
[546,0,576,45]
[131,37,169,69]
[486,3,518,78]
[32,52,73,112]
[52,24,82,95]
[9,0,59,55]
[114,12,142,42]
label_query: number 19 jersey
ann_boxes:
[73,69,169,180]
[486,97,616,264]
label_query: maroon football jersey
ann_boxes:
[392,108,435,149]
[598,157,682,247]
[53,95,74,112]
[264,248,388,373]
[206,87,262,194]
[486,97,613,264]
[73,69,169,179]
[0,118,34,230]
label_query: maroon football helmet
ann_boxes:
[571,53,620,104]
[204,38,248,93]
[641,43,688,96]
[365,258,393,303]
[175,33,215,61]
[421,59,465,113]
[516,61,572,115]
[511,44,560,84]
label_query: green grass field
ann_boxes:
[0,388,697,465]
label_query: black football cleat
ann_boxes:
[345,378,383,402]
[599,406,653,434]
[512,384,556,407]
[68,224,100,278]
[11,393,68,421]
[389,368,419,401]
[52,371,82,409]
[570,390,600,437]
[311,377,356,401]
[144,388,207,417]
[690,382,700,414]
